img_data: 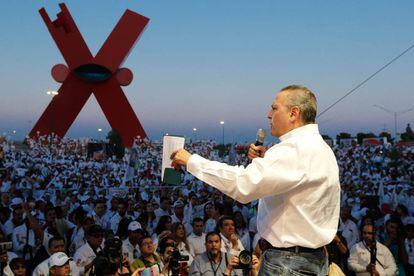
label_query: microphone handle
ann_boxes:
[254,140,263,156]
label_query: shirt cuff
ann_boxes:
[187,154,205,175]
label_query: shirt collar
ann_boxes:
[279,124,320,142]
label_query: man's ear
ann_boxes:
[289,106,301,122]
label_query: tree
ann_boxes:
[106,129,125,159]
[321,134,332,140]
[336,132,351,140]
[356,132,376,144]
[379,131,392,142]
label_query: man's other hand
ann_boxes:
[171,148,192,168]
[248,144,266,160]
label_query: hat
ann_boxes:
[173,200,184,208]
[11,197,23,206]
[86,224,104,236]
[48,252,71,268]
[128,221,142,231]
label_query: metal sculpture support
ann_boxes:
[29,3,149,147]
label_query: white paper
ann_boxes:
[161,135,185,181]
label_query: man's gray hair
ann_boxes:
[281,85,317,124]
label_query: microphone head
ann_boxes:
[256,128,266,144]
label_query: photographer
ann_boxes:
[190,232,260,276]
[348,224,397,275]
[158,237,175,275]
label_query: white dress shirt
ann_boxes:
[340,218,360,250]
[187,124,340,248]
[12,224,36,259]
[73,242,100,276]
[122,238,140,264]
[187,232,206,256]
[348,241,397,276]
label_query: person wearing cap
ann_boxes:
[34,243,84,276]
[48,252,71,276]
[122,221,144,264]
[172,85,340,275]
[73,224,104,275]
[171,199,192,235]
[10,197,24,211]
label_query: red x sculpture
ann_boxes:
[29,3,149,147]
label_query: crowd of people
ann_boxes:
[0,134,413,275]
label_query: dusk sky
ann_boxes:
[1,0,414,143]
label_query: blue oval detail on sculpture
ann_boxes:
[74,64,112,82]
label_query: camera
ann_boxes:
[169,246,189,276]
[91,236,124,276]
[234,250,252,270]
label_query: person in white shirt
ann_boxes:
[172,85,340,275]
[154,196,172,220]
[404,223,414,274]
[4,207,24,238]
[122,221,144,264]
[91,199,109,229]
[187,218,206,256]
[33,237,84,276]
[339,205,360,250]
[348,224,397,276]
[217,216,245,256]
[73,225,104,276]
[109,200,130,234]
[171,200,192,235]
[11,221,36,260]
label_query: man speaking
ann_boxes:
[171,85,340,275]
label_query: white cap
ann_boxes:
[48,252,71,268]
[11,197,23,206]
[128,221,142,231]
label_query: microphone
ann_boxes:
[370,240,377,265]
[255,128,266,146]
[252,129,266,159]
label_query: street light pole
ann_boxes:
[373,104,414,138]
[46,91,59,135]
[193,128,197,141]
[220,121,225,145]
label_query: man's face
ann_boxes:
[386,222,399,237]
[46,209,57,225]
[129,230,143,244]
[206,234,221,255]
[267,91,292,137]
[50,240,66,254]
[50,263,70,276]
[162,246,174,263]
[118,203,127,216]
[13,208,24,224]
[340,206,350,221]
[362,225,375,245]
[87,233,104,248]
[174,205,184,216]
[220,219,235,238]
[94,203,105,216]
[161,199,171,210]
[193,221,204,236]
